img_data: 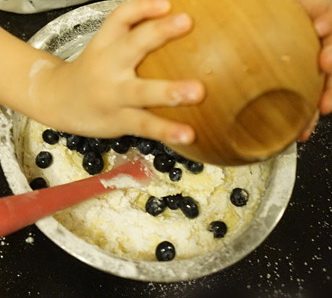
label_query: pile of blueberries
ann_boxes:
[149,193,228,261]
[146,194,199,218]
[36,129,204,178]
[152,188,249,261]
[149,188,249,261]
[30,129,250,262]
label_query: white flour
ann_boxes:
[28,59,55,102]
[21,119,272,261]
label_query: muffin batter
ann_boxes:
[21,119,272,261]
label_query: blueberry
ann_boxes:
[110,137,131,154]
[82,151,104,175]
[58,131,70,138]
[137,139,155,155]
[208,221,228,238]
[122,135,137,147]
[76,138,90,155]
[88,138,110,154]
[230,188,249,207]
[42,129,59,145]
[145,196,166,216]
[153,154,175,173]
[35,151,53,169]
[179,196,199,218]
[163,145,186,162]
[155,241,176,261]
[29,177,48,190]
[175,155,187,164]
[185,161,204,174]
[151,142,164,156]
[66,135,82,151]
[127,136,140,147]
[163,145,176,156]
[87,138,101,151]
[163,194,181,210]
[169,168,182,182]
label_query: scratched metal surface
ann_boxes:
[0,0,91,13]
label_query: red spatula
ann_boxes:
[0,159,151,236]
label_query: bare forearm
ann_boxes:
[0,28,63,117]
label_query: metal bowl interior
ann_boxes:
[0,1,297,282]
[0,0,91,13]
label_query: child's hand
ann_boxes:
[298,0,332,140]
[36,0,204,144]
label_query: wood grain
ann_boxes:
[137,0,324,165]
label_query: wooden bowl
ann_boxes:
[137,0,324,165]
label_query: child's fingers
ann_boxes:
[298,0,331,20]
[320,90,332,114]
[97,0,171,42]
[117,108,195,145]
[320,76,332,114]
[320,35,332,73]
[123,13,192,66]
[298,110,319,142]
[119,79,204,108]
[315,12,332,37]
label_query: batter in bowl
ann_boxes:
[21,119,272,261]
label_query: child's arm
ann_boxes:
[299,0,332,140]
[0,0,204,144]
[0,28,63,118]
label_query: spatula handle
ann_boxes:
[0,160,149,236]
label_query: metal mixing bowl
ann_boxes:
[0,1,297,282]
[0,0,91,13]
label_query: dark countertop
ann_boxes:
[0,2,331,297]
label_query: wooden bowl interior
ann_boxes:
[227,89,313,159]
